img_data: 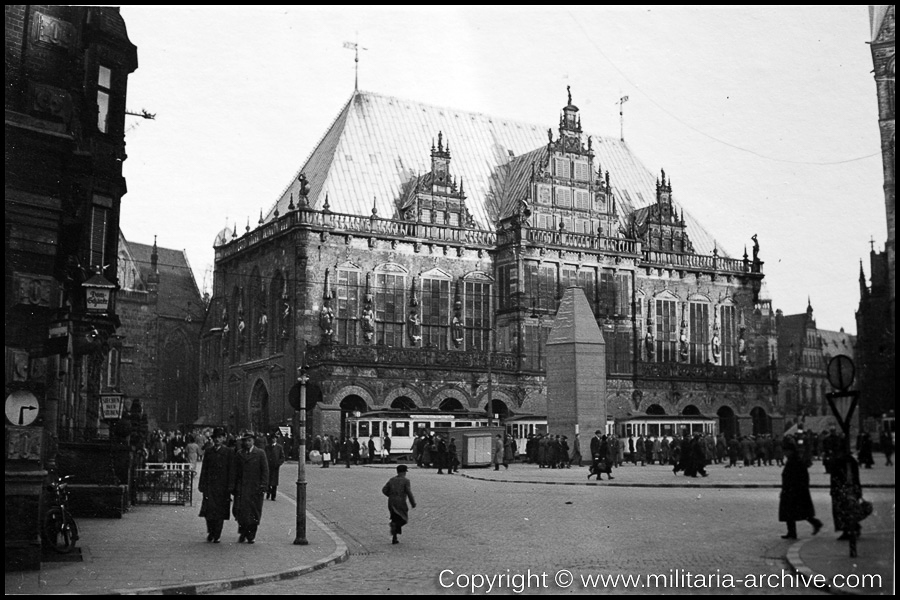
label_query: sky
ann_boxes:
[116,6,887,336]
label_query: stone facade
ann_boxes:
[857,6,895,425]
[115,232,204,430]
[776,302,856,427]
[5,5,137,570]
[199,90,779,443]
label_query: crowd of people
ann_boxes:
[131,419,889,549]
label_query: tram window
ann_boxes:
[649,424,660,437]
[661,424,674,437]
[392,422,410,437]
[358,422,370,438]
[371,422,381,437]
[456,421,472,427]
[433,422,451,429]
[413,422,429,434]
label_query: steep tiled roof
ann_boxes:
[818,329,856,361]
[127,241,203,319]
[268,90,729,255]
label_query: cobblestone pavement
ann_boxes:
[217,462,894,595]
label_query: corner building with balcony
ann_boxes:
[200,89,780,442]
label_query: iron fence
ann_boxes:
[133,463,194,506]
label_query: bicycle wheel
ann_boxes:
[42,508,78,553]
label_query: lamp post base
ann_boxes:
[294,478,307,545]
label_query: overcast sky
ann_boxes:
[117,6,886,336]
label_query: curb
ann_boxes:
[455,472,895,489]
[784,533,893,597]
[109,504,349,595]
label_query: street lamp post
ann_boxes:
[293,368,309,545]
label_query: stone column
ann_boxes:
[545,287,606,442]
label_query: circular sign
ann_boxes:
[5,390,40,426]
[826,355,855,391]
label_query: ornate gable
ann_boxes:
[399,131,475,229]
[630,169,694,253]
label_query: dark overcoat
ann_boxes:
[198,445,234,521]
[233,445,269,527]
[265,442,285,487]
[382,475,416,525]
[779,454,816,522]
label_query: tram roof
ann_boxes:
[621,414,717,422]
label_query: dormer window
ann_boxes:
[97,65,112,132]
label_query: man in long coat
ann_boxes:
[382,464,416,544]
[779,438,823,539]
[198,427,234,543]
[264,435,285,501]
[233,432,269,543]
[492,434,504,471]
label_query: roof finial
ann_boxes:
[245,217,250,234]
[323,193,331,212]
[567,85,572,106]
[343,34,367,92]
[288,192,295,211]
[258,209,264,226]
[371,196,378,217]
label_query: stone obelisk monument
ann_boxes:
[545,286,607,441]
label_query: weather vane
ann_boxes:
[343,33,368,92]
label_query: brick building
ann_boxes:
[856,6,895,425]
[115,232,204,430]
[199,89,780,443]
[776,301,856,425]
[5,6,137,569]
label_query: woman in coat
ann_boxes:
[778,438,823,539]
[830,446,864,541]
[382,465,416,544]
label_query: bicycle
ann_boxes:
[42,474,79,553]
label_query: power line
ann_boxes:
[566,11,880,166]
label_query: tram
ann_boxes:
[615,415,718,439]
[347,409,492,456]
[504,415,616,457]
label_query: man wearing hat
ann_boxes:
[381,464,416,544]
[198,427,234,543]
[233,432,269,543]
[264,434,285,500]
[588,430,603,480]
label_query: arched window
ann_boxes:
[720,303,738,366]
[654,297,678,362]
[248,268,264,359]
[464,275,492,351]
[374,266,406,347]
[688,299,710,364]
[270,271,285,353]
[336,266,361,345]
[421,273,451,349]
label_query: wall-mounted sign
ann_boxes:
[100,394,125,419]
[6,391,40,426]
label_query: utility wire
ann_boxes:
[567,11,881,166]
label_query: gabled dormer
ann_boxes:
[523,87,618,238]
[630,169,693,253]
[399,132,474,228]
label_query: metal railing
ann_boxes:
[133,463,194,506]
